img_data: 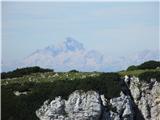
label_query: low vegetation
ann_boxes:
[138,71,160,83]
[1,66,53,79]
[119,60,160,83]
[69,69,79,73]
[120,60,160,77]
[126,60,160,71]
[1,72,121,120]
[119,69,160,77]
[1,60,160,120]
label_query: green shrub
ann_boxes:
[137,60,160,70]
[1,72,121,120]
[138,71,160,83]
[1,66,53,79]
[69,69,79,73]
[126,60,160,71]
[127,65,138,71]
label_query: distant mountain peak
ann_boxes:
[43,37,85,53]
[2,36,159,72]
[64,37,84,51]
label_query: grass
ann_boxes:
[1,72,101,85]
[119,69,160,77]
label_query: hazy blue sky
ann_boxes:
[2,2,159,62]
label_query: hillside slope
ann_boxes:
[1,61,160,120]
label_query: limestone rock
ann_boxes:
[65,90,101,120]
[13,91,28,96]
[36,90,102,120]
[36,90,134,120]
[36,76,160,120]
[130,77,160,120]
[109,92,133,120]
[129,77,141,102]
[36,97,65,120]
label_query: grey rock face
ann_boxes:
[36,90,102,120]
[65,90,102,120]
[36,77,160,120]
[129,77,160,120]
[107,92,133,120]
[36,90,134,120]
[36,97,65,120]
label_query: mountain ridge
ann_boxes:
[2,37,159,72]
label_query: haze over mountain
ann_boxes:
[2,37,159,72]
[2,2,159,72]
[21,37,104,72]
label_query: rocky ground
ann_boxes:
[36,76,160,120]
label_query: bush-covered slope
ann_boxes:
[137,60,160,70]
[120,60,160,77]
[127,60,160,71]
[2,61,160,120]
[1,66,53,79]
[1,72,121,120]
[138,71,160,83]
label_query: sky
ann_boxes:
[2,2,159,64]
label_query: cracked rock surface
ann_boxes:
[130,77,160,120]
[36,77,160,120]
[36,90,133,120]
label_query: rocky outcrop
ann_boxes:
[36,90,102,120]
[129,77,160,120]
[36,76,160,120]
[36,90,134,120]
[102,92,134,120]
[65,91,101,120]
